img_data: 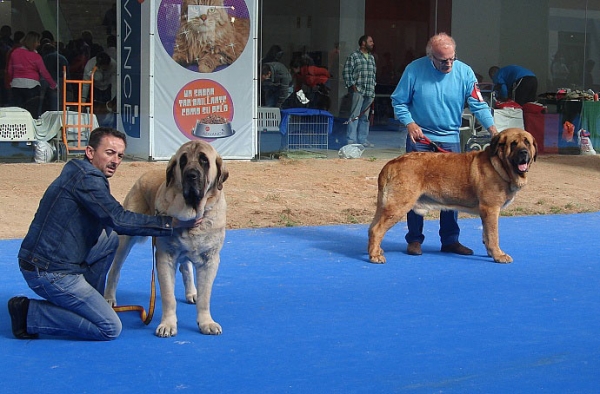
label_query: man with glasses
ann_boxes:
[390,32,498,257]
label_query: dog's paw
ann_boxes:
[185,292,197,304]
[105,297,117,307]
[369,254,386,264]
[199,321,222,335]
[493,253,513,264]
[155,322,178,338]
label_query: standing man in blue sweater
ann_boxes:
[488,65,537,106]
[391,32,498,257]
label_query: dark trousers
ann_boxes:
[12,85,42,118]
[513,76,538,106]
[404,138,461,246]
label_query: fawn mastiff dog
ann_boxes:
[368,128,537,264]
[104,140,229,337]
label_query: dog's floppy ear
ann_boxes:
[489,132,504,157]
[166,155,177,187]
[215,156,229,190]
[531,135,538,162]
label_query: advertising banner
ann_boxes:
[121,0,257,160]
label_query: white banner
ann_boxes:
[145,0,256,160]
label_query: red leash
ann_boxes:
[416,136,450,153]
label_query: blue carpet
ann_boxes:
[1,213,599,393]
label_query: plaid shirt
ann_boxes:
[342,49,376,97]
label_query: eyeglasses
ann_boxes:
[432,54,457,64]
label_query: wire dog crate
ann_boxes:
[284,112,331,151]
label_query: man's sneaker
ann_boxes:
[362,141,375,148]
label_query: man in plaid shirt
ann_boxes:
[343,35,376,147]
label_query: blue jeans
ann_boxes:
[404,137,461,247]
[21,231,122,340]
[345,92,373,144]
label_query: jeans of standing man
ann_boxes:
[346,91,373,144]
[20,231,122,340]
[404,137,462,247]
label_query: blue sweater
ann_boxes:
[391,56,494,143]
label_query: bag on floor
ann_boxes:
[34,141,56,163]
[562,121,575,142]
[578,129,596,155]
[338,144,365,159]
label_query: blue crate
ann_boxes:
[280,109,333,151]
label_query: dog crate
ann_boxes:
[280,108,333,151]
[0,107,36,142]
[0,107,36,162]
[257,107,284,155]
[257,107,281,132]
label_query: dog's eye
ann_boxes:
[198,154,209,167]
[179,154,188,169]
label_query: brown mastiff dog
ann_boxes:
[368,128,537,264]
[104,140,228,337]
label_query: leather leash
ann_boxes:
[416,136,450,153]
[112,239,156,325]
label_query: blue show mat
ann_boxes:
[1,213,599,393]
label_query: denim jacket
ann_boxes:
[18,159,173,273]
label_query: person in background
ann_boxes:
[41,42,69,112]
[40,30,55,45]
[105,34,117,61]
[102,3,117,36]
[81,30,104,59]
[261,62,292,108]
[391,32,498,257]
[6,31,56,118]
[81,51,117,127]
[551,50,569,90]
[261,44,284,65]
[2,30,24,106]
[290,56,331,93]
[8,127,203,341]
[584,59,596,91]
[488,64,538,106]
[342,35,377,147]
[0,25,13,106]
[0,25,14,48]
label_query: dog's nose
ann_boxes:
[185,169,200,181]
[518,149,530,161]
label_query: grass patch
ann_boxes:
[278,208,298,227]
